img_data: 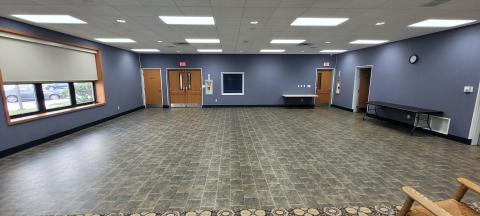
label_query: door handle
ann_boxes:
[179,73,183,90]
[188,73,192,90]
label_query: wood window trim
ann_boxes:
[0,27,107,126]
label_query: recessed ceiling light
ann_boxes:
[300,50,305,53]
[11,14,86,24]
[376,21,385,26]
[185,38,220,43]
[116,19,126,23]
[409,19,476,28]
[94,38,136,43]
[176,50,181,53]
[157,40,163,43]
[350,40,389,44]
[131,49,160,53]
[325,41,332,44]
[320,49,347,53]
[270,39,306,44]
[291,17,349,26]
[159,16,215,25]
[197,49,223,53]
[260,49,285,53]
[250,20,259,25]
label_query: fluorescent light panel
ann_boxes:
[320,50,347,53]
[185,38,220,44]
[270,39,306,44]
[95,38,136,43]
[260,49,285,53]
[409,19,476,27]
[197,49,223,53]
[12,14,86,24]
[159,16,215,25]
[291,17,349,26]
[131,49,160,52]
[350,40,389,44]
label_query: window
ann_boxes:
[221,72,244,95]
[2,81,96,119]
[0,28,106,125]
[3,84,39,117]
[42,83,71,110]
[74,82,95,104]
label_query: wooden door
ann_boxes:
[186,69,202,106]
[168,69,187,106]
[357,70,371,109]
[143,69,162,106]
[316,71,332,105]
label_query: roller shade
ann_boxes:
[0,32,98,83]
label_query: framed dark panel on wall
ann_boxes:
[221,72,244,95]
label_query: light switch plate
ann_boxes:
[464,86,474,93]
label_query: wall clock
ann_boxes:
[409,54,419,64]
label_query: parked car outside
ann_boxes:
[4,84,68,103]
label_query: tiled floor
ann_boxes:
[0,107,479,215]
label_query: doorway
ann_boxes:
[315,69,333,106]
[468,81,480,145]
[168,68,202,107]
[142,69,163,107]
[352,66,372,112]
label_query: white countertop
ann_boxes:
[282,94,318,97]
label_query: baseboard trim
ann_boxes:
[202,105,314,108]
[331,104,354,112]
[0,106,145,158]
[365,113,471,145]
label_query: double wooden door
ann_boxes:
[168,69,202,107]
[316,70,333,105]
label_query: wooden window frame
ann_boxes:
[0,27,106,125]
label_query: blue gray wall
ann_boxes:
[333,24,480,139]
[140,54,335,106]
[0,17,143,152]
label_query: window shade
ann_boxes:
[0,32,98,83]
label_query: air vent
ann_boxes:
[297,42,314,47]
[173,42,190,46]
[421,0,451,7]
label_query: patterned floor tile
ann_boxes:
[0,107,479,215]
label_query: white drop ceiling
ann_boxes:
[1,0,479,54]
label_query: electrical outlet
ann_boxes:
[215,99,218,103]
[117,106,120,110]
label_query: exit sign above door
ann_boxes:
[179,61,187,67]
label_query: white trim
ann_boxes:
[166,68,203,106]
[221,72,245,96]
[352,65,374,112]
[141,68,163,106]
[468,81,480,145]
[314,68,336,105]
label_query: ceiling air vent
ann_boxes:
[421,0,451,7]
[297,42,314,47]
[173,42,190,46]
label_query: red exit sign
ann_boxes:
[179,61,187,67]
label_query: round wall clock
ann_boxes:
[409,54,419,64]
